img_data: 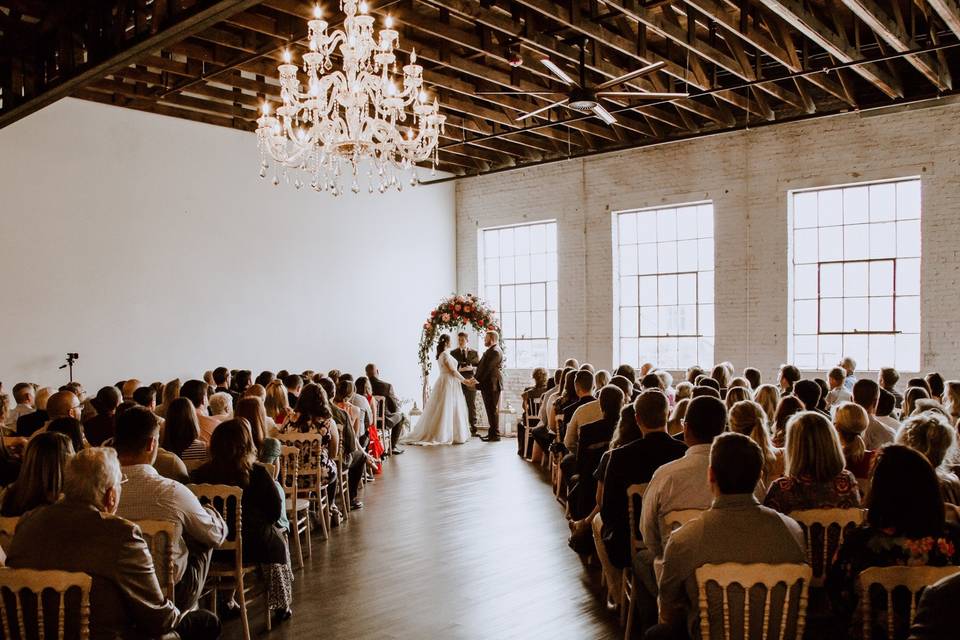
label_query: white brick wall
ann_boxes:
[456,99,960,409]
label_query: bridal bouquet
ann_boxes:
[418,293,504,376]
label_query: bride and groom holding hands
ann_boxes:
[405,330,503,445]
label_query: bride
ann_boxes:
[405,333,475,445]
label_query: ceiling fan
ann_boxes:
[478,41,689,125]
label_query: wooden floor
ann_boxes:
[233,439,621,639]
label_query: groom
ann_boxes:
[476,330,504,442]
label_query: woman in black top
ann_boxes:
[191,418,293,622]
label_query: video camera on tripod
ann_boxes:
[59,352,79,382]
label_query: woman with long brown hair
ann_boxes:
[1,432,74,517]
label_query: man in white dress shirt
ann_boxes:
[5,383,35,431]
[854,378,896,449]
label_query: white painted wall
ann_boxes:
[0,98,455,401]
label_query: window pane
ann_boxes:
[658,337,679,370]
[620,277,638,307]
[843,186,869,224]
[501,286,516,312]
[516,311,532,338]
[869,262,894,296]
[639,276,658,305]
[677,273,697,304]
[869,222,896,259]
[795,335,817,369]
[897,220,921,258]
[843,224,869,261]
[657,209,677,242]
[514,255,530,282]
[821,226,845,261]
[795,228,818,264]
[843,334,869,371]
[868,334,895,371]
[698,271,714,304]
[658,242,677,273]
[698,338,714,368]
[620,308,639,337]
[500,256,515,283]
[676,239,698,271]
[870,183,896,222]
[895,333,920,371]
[818,335,842,369]
[515,284,531,312]
[795,300,817,335]
[638,247,658,275]
[820,263,843,297]
[530,253,547,281]
[546,224,557,252]
[530,225,546,253]
[620,339,639,367]
[499,228,514,257]
[484,230,500,257]
[514,225,530,255]
[658,275,678,306]
[843,297,869,332]
[677,207,698,240]
[896,180,921,220]
[843,262,869,297]
[820,298,842,332]
[637,212,657,243]
[698,205,714,239]
[895,258,920,296]
[698,238,714,270]
[530,283,546,311]
[640,307,658,336]
[895,296,920,334]
[795,264,818,299]
[618,213,637,245]
[503,342,517,368]
[514,340,532,368]
[638,338,658,366]
[869,297,893,331]
[819,189,843,226]
[677,305,697,335]
[546,282,558,310]
[619,244,638,276]
[501,312,516,337]
[546,253,558,281]
[484,286,500,311]
[485,258,499,284]
[699,304,714,336]
[530,311,546,337]
[547,310,558,338]
[658,306,678,335]
[794,191,818,228]
[678,337,698,368]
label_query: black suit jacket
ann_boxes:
[909,572,960,640]
[369,376,399,415]
[475,345,503,392]
[450,348,480,380]
[16,409,47,437]
[600,432,688,568]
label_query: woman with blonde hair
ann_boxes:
[667,398,689,437]
[753,384,780,424]
[265,380,292,426]
[897,410,960,504]
[710,364,730,394]
[724,386,751,411]
[157,378,180,418]
[942,380,960,426]
[729,400,783,487]
[593,370,611,395]
[728,376,750,390]
[833,402,875,493]
[902,385,930,420]
[763,411,861,514]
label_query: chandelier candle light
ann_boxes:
[255,0,446,195]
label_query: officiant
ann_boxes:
[451,332,481,436]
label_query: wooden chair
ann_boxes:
[276,433,331,539]
[695,562,812,640]
[335,453,351,522]
[373,395,391,455]
[278,445,311,570]
[0,517,19,553]
[0,568,92,640]
[858,565,960,640]
[621,482,649,640]
[664,509,705,533]
[188,483,269,640]
[522,396,543,460]
[790,508,865,587]
[135,520,180,601]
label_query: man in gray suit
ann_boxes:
[7,447,220,640]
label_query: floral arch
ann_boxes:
[418,293,503,379]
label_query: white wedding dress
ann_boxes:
[404,349,471,445]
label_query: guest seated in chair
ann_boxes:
[0,431,74,517]
[650,433,806,640]
[6,447,221,640]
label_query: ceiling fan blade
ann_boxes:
[592,103,617,125]
[597,91,690,99]
[539,58,578,86]
[476,91,566,95]
[517,98,569,121]
[594,61,666,90]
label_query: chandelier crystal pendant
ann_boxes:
[255,0,446,196]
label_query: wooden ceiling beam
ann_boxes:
[926,0,960,39]
[0,0,266,129]
[754,0,903,98]
[838,0,949,89]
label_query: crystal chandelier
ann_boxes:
[255,0,446,196]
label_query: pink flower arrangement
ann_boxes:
[418,293,503,377]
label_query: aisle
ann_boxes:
[252,439,620,639]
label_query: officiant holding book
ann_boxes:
[451,332,481,437]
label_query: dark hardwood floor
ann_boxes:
[232,439,620,639]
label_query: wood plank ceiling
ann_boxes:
[1,0,958,176]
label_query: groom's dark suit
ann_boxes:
[451,346,480,434]
[475,344,504,438]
